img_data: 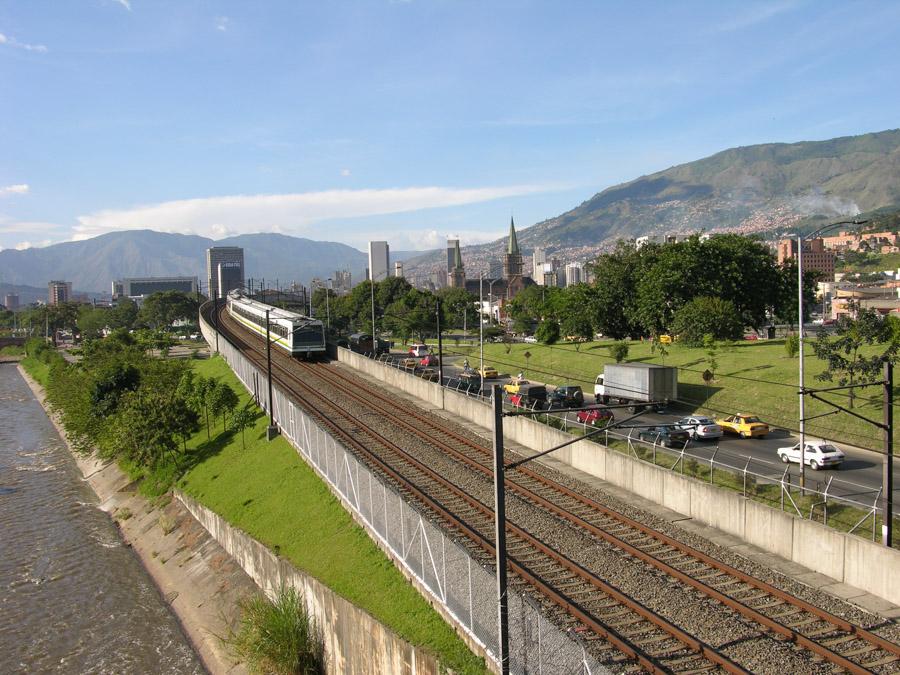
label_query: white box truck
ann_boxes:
[594,363,678,411]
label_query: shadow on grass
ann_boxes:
[180,407,266,473]
[722,364,774,377]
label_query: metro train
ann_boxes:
[226,290,326,358]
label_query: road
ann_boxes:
[385,350,898,506]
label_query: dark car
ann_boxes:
[637,426,690,448]
[455,372,483,394]
[548,385,585,409]
[509,384,548,409]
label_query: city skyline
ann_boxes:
[3,2,900,253]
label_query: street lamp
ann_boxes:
[326,278,332,332]
[797,218,867,489]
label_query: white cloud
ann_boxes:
[0,33,47,53]
[215,16,229,32]
[0,184,29,196]
[712,1,798,33]
[15,239,53,251]
[0,220,63,234]
[390,228,504,251]
[112,0,132,11]
[340,168,352,177]
[73,184,554,241]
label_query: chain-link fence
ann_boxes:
[201,317,609,674]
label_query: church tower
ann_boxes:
[448,239,466,288]
[503,217,523,279]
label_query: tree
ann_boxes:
[77,306,110,340]
[812,305,897,408]
[669,297,744,346]
[703,333,719,383]
[437,287,478,332]
[586,241,649,339]
[609,341,629,363]
[651,336,669,365]
[535,319,560,345]
[138,291,198,329]
[785,334,799,358]
[108,298,139,331]
[232,406,256,449]
[209,381,239,431]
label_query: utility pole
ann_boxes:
[436,299,444,386]
[798,235,807,492]
[213,295,219,353]
[265,308,277,440]
[480,273,485,389]
[884,361,894,547]
[491,385,509,673]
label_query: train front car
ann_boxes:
[291,317,326,360]
[227,290,326,360]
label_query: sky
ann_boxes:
[2,0,899,253]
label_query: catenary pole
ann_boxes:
[798,235,807,491]
[491,384,509,673]
[883,360,894,547]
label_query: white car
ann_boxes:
[676,416,723,440]
[777,441,845,470]
[523,335,538,343]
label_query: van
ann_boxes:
[408,343,429,357]
[510,384,547,409]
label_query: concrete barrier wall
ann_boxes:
[336,348,900,605]
[177,491,440,675]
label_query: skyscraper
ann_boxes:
[448,239,465,288]
[446,238,459,275]
[394,261,404,278]
[368,241,390,283]
[206,246,244,299]
[48,281,72,305]
[565,263,583,287]
[532,247,546,285]
[4,293,20,311]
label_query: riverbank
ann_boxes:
[16,364,255,675]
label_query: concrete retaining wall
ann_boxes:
[177,491,440,675]
[337,347,900,605]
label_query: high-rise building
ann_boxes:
[333,270,352,295]
[394,261,404,278]
[4,293,19,311]
[206,247,244,299]
[777,238,835,281]
[48,281,73,305]
[446,239,459,274]
[368,241,390,283]
[565,263,583,287]
[532,248,546,285]
[113,276,198,299]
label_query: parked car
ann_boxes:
[456,372,482,394]
[418,368,439,382]
[503,376,530,395]
[408,343,430,357]
[479,365,499,379]
[638,426,690,448]
[419,354,439,367]
[717,414,769,439]
[401,357,420,369]
[548,385,584,408]
[576,407,614,426]
[509,384,548,409]
[675,416,723,440]
[777,441,845,470]
[523,335,538,343]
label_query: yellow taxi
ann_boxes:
[716,414,769,439]
[503,375,529,395]
[479,366,499,379]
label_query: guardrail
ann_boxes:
[372,350,893,543]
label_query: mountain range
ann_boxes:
[401,128,900,277]
[3,129,900,295]
[0,230,425,295]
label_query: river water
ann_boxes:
[0,364,204,674]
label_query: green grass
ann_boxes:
[0,345,25,356]
[179,356,486,674]
[838,251,900,274]
[448,338,897,450]
[20,355,51,387]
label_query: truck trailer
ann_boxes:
[594,363,678,411]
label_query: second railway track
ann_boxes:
[211,304,900,673]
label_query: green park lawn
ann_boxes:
[178,356,486,674]
[438,337,896,451]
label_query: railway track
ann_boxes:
[209,305,900,672]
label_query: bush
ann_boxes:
[535,319,560,345]
[228,586,325,675]
[670,297,744,346]
[609,341,629,363]
[784,334,799,358]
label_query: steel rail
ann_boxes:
[296,357,900,672]
[213,306,746,674]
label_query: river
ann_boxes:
[0,364,204,674]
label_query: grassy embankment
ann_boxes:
[177,356,486,674]
[1,345,26,356]
[440,337,898,451]
[415,337,898,543]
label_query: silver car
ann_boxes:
[676,416,723,440]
